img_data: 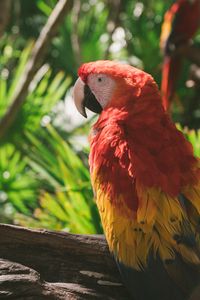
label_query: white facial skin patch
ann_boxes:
[87,73,116,108]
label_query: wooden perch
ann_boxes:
[0,224,130,299]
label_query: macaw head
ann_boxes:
[73,60,161,118]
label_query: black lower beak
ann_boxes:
[83,85,103,114]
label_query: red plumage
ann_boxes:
[79,60,199,203]
[90,90,198,202]
[160,0,200,110]
[76,60,200,300]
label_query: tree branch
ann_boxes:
[0,0,11,38]
[0,224,130,299]
[0,0,73,140]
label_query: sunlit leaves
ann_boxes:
[18,125,102,234]
[0,144,38,221]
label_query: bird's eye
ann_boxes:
[98,77,103,82]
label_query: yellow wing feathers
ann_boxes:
[94,173,200,270]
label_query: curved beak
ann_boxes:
[73,77,87,118]
[73,77,102,118]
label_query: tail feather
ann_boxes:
[116,253,200,300]
[161,56,182,110]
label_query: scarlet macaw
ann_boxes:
[73,60,200,300]
[160,0,200,111]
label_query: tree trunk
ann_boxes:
[0,224,130,299]
[0,0,11,38]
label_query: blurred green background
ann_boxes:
[0,0,200,234]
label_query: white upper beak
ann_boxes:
[73,77,87,118]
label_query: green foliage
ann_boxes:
[178,125,200,157]
[0,143,38,222]
[36,0,109,76]
[0,0,200,234]
[187,130,200,157]
[17,125,101,233]
[0,40,72,143]
[0,33,101,234]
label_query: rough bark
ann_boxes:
[0,224,130,299]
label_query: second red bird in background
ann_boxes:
[160,0,200,111]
